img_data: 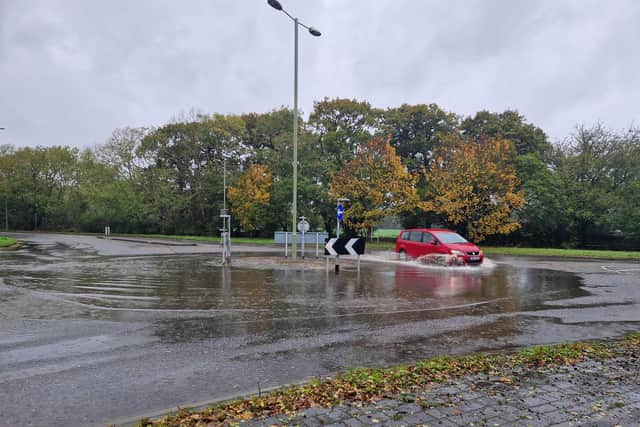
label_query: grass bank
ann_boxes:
[483,246,640,260]
[0,236,17,248]
[112,233,275,246]
[141,332,640,427]
[108,233,640,259]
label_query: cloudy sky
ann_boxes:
[1,0,639,149]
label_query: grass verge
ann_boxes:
[116,233,395,251]
[106,234,640,259]
[483,246,640,260]
[111,234,275,246]
[141,332,640,427]
[0,236,17,248]
[14,231,640,259]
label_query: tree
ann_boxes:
[228,164,272,234]
[308,98,380,174]
[380,103,459,173]
[97,127,147,182]
[329,138,418,237]
[421,136,525,242]
[461,110,550,157]
[516,154,570,245]
[137,114,247,233]
[556,124,640,244]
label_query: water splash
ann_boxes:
[362,250,497,272]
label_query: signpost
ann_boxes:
[336,203,344,236]
[220,208,231,264]
[297,216,309,259]
[335,198,349,272]
[325,237,366,273]
[220,159,231,264]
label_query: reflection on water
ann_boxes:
[0,243,588,343]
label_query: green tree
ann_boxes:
[308,98,380,174]
[137,114,247,233]
[556,124,640,244]
[461,110,550,157]
[516,154,570,245]
[97,127,147,182]
[380,103,459,173]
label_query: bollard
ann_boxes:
[285,232,289,258]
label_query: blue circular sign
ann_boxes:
[337,204,344,221]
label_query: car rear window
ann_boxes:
[409,231,423,242]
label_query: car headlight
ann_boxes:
[450,250,464,256]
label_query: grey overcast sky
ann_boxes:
[1,0,639,149]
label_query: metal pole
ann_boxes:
[335,201,340,273]
[222,220,225,264]
[4,197,8,232]
[226,216,232,264]
[291,17,299,261]
[315,232,319,258]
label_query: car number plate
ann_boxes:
[469,256,480,261]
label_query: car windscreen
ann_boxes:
[432,231,468,244]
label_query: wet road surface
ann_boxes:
[1,233,639,427]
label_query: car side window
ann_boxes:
[401,231,410,241]
[422,232,435,244]
[409,231,423,242]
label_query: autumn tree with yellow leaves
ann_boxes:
[421,136,525,242]
[329,138,418,237]
[228,164,272,233]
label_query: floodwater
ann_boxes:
[1,234,639,427]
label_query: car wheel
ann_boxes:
[398,249,407,261]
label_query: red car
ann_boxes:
[395,228,484,265]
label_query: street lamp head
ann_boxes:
[308,27,321,37]
[267,0,283,11]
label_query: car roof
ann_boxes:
[400,228,455,233]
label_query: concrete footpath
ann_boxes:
[242,356,640,427]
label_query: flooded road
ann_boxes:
[1,233,639,427]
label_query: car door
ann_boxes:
[429,232,451,255]
[421,232,437,256]
[407,231,424,258]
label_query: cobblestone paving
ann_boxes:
[242,355,640,426]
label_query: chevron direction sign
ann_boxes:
[324,237,366,256]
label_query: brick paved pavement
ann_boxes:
[242,355,640,426]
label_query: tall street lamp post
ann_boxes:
[267,0,321,260]
[0,127,6,231]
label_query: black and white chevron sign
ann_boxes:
[324,237,366,256]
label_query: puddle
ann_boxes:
[0,242,587,332]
